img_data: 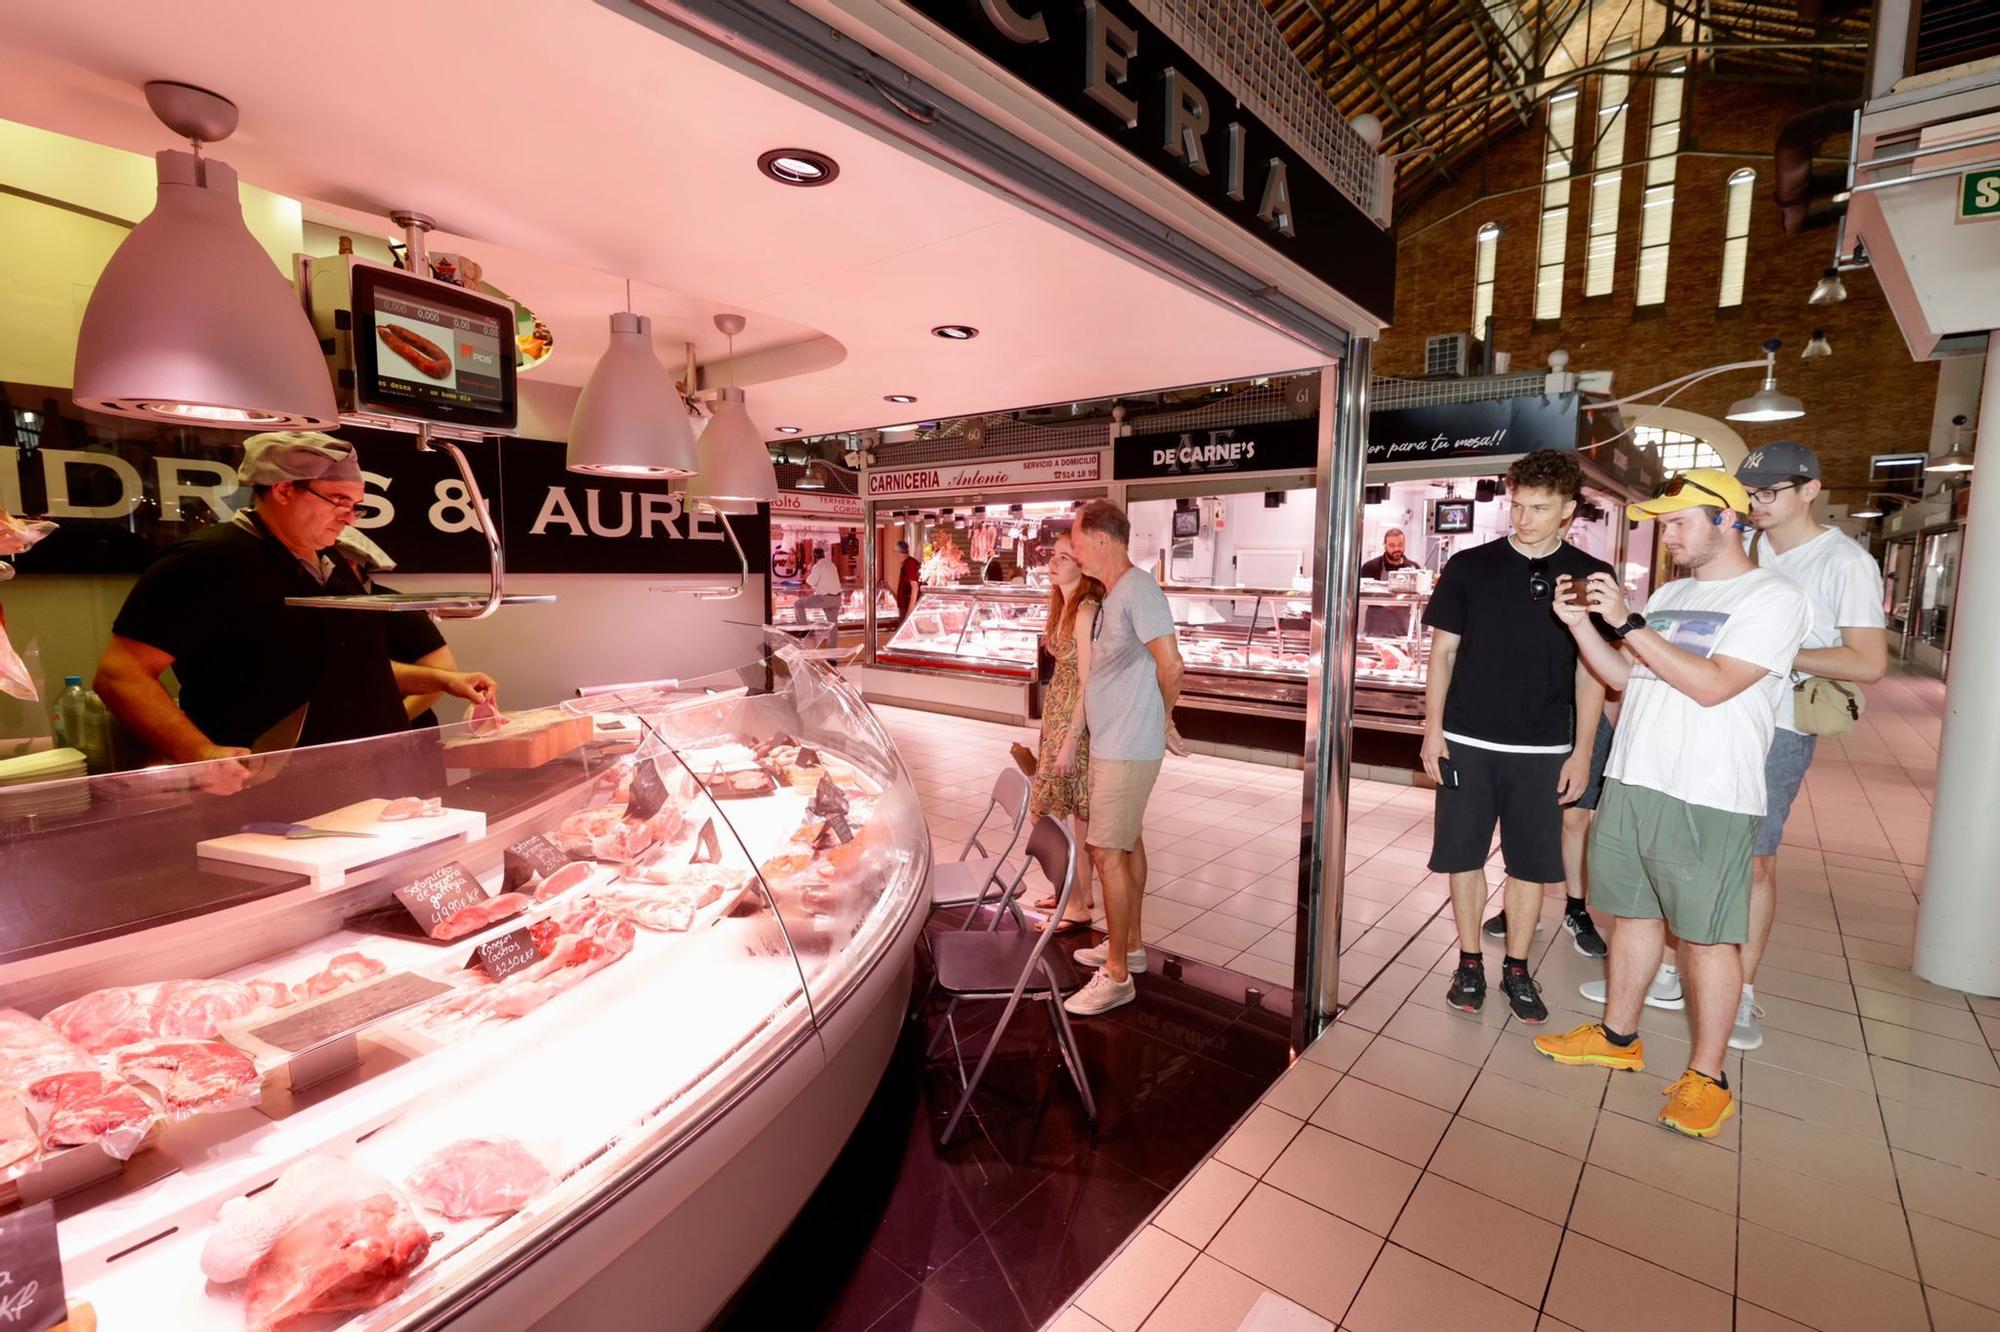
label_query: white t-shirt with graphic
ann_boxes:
[1605,568,1811,816]
[1754,526,1887,735]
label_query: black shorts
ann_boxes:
[1568,716,1616,813]
[1429,744,1567,883]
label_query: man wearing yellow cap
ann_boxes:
[1531,469,1808,1137]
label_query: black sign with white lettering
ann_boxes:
[0,410,769,576]
[1114,419,1318,481]
[902,0,1395,321]
[473,927,542,982]
[502,833,570,893]
[1369,394,1580,466]
[691,817,722,865]
[624,757,668,823]
[393,862,488,936]
[0,1202,66,1332]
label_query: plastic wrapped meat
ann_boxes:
[202,1156,393,1283]
[27,1071,159,1156]
[429,893,529,942]
[245,980,294,1011]
[241,1192,432,1330]
[0,1092,36,1173]
[404,1137,553,1219]
[115,1041,260,1113]
[298,953,387,999]
[0,1008,99,1088]
[532,860,600,903]
[553,806,657,864]
[46,979,264,1053]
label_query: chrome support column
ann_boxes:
[1293,344,1371,1051]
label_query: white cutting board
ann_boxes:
[195,798,486,890]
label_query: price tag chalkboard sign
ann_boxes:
[809,775,850,818]
[813,814,855,850]
[503,834,569,892]
[0,1202,66,1332]
[626,757,667,822]
[474,927,542,982]
[247,972,451,1055]
[394,863,487,937]
[691,818,722,865]
[794,745,822,769]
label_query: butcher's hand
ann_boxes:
[1165,720,1189,758]
[1556,750,1590,803]
[440,671,499,708]
[191,745,254,796]
[1419,728,1449,785]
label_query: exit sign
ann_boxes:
[1959,168,2000,221]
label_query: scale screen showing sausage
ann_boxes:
[352,265,519,432]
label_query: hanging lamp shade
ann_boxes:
[567,312,698,476]
[73,151,339,428]
[684,386,778,513]
[1725,380,1806,423]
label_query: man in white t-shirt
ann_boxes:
[1533,469,1809,1139]
[802,546,844,647]
[1734,442,1888,1051]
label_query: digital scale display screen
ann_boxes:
[351,263,518,431]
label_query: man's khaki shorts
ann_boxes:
[1589,780,1758,945]
[1086,758,1163,851]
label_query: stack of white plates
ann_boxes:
[0,747,90,820]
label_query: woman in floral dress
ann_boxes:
[1030,534,1105,932]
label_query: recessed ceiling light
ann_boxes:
[758,149,839,187]
[931,325,979,340]
[776,425,802,434]
[885,394,918,404]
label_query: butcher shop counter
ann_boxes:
[0,641,931,1331]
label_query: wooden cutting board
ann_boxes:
[439,711,594,769]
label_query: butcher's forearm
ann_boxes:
[95,669,213,763]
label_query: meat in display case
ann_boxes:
[0,641,929,1331]
[770,585,900,629]
[1354,589,1433,731]
[878,585,1047,677]
[1160,586,1312,713]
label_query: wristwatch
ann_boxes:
[1606,612,1648,642]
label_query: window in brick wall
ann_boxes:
[1635,66,1686,306]
[1536,90,1580,320]
[1472,222,1501,338]
[1718,168,1756,307]
[1633,424,1722,475]
[1585,40,1634,297]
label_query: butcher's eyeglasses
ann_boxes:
[300,484,360,516]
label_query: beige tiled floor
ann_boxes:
[1016,669,2000,1331]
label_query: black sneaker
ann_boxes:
[1444,963,1486,1013]
[1564,909,1608,959]
[1482,910,1546,939]
[1501,968,1549,1024]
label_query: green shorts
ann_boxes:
[1587,780,1758,945]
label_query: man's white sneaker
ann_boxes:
[1064,968,1136,1017]
[1073,943,1147,974]
[1577,964,1684,1010]
[1728,987,1764,1050]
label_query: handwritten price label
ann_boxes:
[474,927,542,982]
[0,1201,66,1331]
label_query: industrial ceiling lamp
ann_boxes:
[684,314,779,514]
[567,279,699,477]
[1808,267,1847,305]
[73,81,339,428]
[1726,339,1806,423]
[1926,414,1976,474]
[1801,329,1833,359]
[795,459,828,491]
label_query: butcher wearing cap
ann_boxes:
[94,432,496,784]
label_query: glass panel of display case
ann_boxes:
[879,588,1045,673]
[771,586,901,628]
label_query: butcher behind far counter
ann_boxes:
[94,432,498,793]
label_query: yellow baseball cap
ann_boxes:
[1626,468,1752,520]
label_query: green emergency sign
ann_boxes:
[1960,168,2000,221]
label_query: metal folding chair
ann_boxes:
[926,816,1096,1146]
[927,764,1032,931]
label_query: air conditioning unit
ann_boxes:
[1424,332,1484,378]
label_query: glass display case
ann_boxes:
[771,584,900,629]
[1354,588,1433,731]
[878,585,1047,677]
[1159,585,1312,712]
[0,642,928,1331]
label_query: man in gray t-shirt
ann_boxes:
[1064,500,1185,1018]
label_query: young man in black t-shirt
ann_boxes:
[1421,450,1611,1022]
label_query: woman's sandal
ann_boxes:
[1037,906,1096,934]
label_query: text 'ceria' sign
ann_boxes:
[1958,168,2000,222]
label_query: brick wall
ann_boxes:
[1379,77,1937,503]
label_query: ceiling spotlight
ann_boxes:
[776,425,802,434]
[757,148,839,187]
[72,80,339,429]
[1726,339,1806,423]
[1801,330,1832,359]
[885,394,918,404]
[1808,267,1847,305]
[931,325,979,340]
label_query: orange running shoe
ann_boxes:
[1659,1069,1735,1138]
[1532,1022,1646,1071]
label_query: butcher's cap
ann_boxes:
[239,432,362,486]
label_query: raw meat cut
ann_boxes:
[46,979,263,1053]
[241,1192,432,1330]
[0,1092,36,1172]
[404,1137,553,1219]
[0,1008,98,1088]
[245,980,294,1011]
[429,893,529,942]
[554,806,656,863]
[379,796,443,821]
[27,1071,158,1155]
[202,1156,392,1283]
[431,900,636,1024]
[532,860,600,902]
[298,953,387,999]
[116,1041,260,1112]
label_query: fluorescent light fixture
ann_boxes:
[567,310,698,477]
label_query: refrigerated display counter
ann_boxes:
[0,642,928,1332]
[878,584,1047,679]
[771,584,901,631]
